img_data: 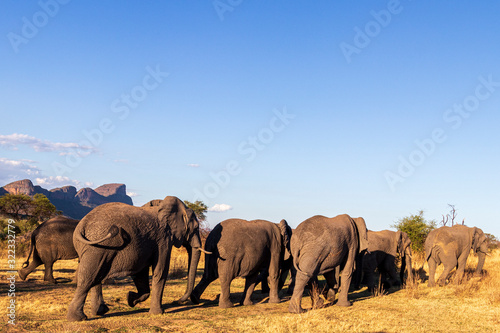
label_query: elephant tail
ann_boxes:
[292,248,313,278]
[75,225,120,245]
[22,231,37,268]
[421,245,437,270]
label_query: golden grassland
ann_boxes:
[1,247,499,333]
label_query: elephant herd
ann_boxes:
[18,196,490,321]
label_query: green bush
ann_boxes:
[392,210,436,254]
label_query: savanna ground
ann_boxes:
[1,247,499,333]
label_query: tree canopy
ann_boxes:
[184,200,210,239]
[0,193,60,222]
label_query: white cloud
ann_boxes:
[35,176,83,188]
[187,163,200,168]
[208,203,233,212]
[0,133,97,156]
[0,158,41,185]
[127,191,139,197]
[0,158,91,189]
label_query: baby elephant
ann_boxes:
[18,216,79,283]
[191,218,292,308]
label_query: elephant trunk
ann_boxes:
[177,234,203,303]
[402,248,413,284]
[475,251,486,275]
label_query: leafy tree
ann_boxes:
[392,210,436,254]
[31,193,60,222]
[485,233,499,251]
[184,200,208,222]
[0,193,32,218]
[184,200,210,239]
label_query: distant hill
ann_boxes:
[0,179,133,219]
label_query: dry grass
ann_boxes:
[1,249,499,332]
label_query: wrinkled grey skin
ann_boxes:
[424,225,488,287]
[355,230,413,293]
[288,215,368,313]
[18,216,79,283]
[67,196,206,321]
[191,219,292,308]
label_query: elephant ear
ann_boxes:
[395,231,403,255]
[402,232,412,255]
[471,227,486,253]
[279,219,291,248]
[279,219,292,260]
[353,217,369,253]
[158,196,189,247]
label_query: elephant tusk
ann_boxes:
[195,247,212,254]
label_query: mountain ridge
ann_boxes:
[0,179,133,219]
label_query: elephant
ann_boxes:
[355,230,413,293]
[424,225,489,287]
[18,215,79,283]
[288,215,368,313]
[190,218,292,308]
[66,196,209,321]
[256,255,293,295]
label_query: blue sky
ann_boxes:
[1,1,499,236]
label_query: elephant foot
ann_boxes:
[326,289,337,302]
[174,299,190,305]
[18,270,28,281]
[268,296,281,304]
[128,291,150,307]
[149,307,164,315]
[67,310,87,322]
[336,299,352,307]
[218,299,234,308]
[241,299,255,306]
[288,301,305,314]
[44,278,57,284]
[91,303,109,316]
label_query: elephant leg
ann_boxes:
[427,258,437,287]
[384,259,400,288]
[18,254,43,281]
[67,280,93,321]
[437,261,455,287]
[286,267,296,295]
[337,254,355,307]
[363,257,377,293]
[268,265,281,304]
[240,273,259,306]
[454,252,469,284]
[191,272,217,304]
[218,270,234,308]
[258,271,270,293]
[323,270,337,302]
[288,272,309,313]
[90,284,109,316]
[149,254,170,315]
[128,266,151,307]
[72,265,79,283]
[43,260,56,284]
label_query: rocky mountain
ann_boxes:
[0,179,133,219]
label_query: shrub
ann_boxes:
[392,210,436,254]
